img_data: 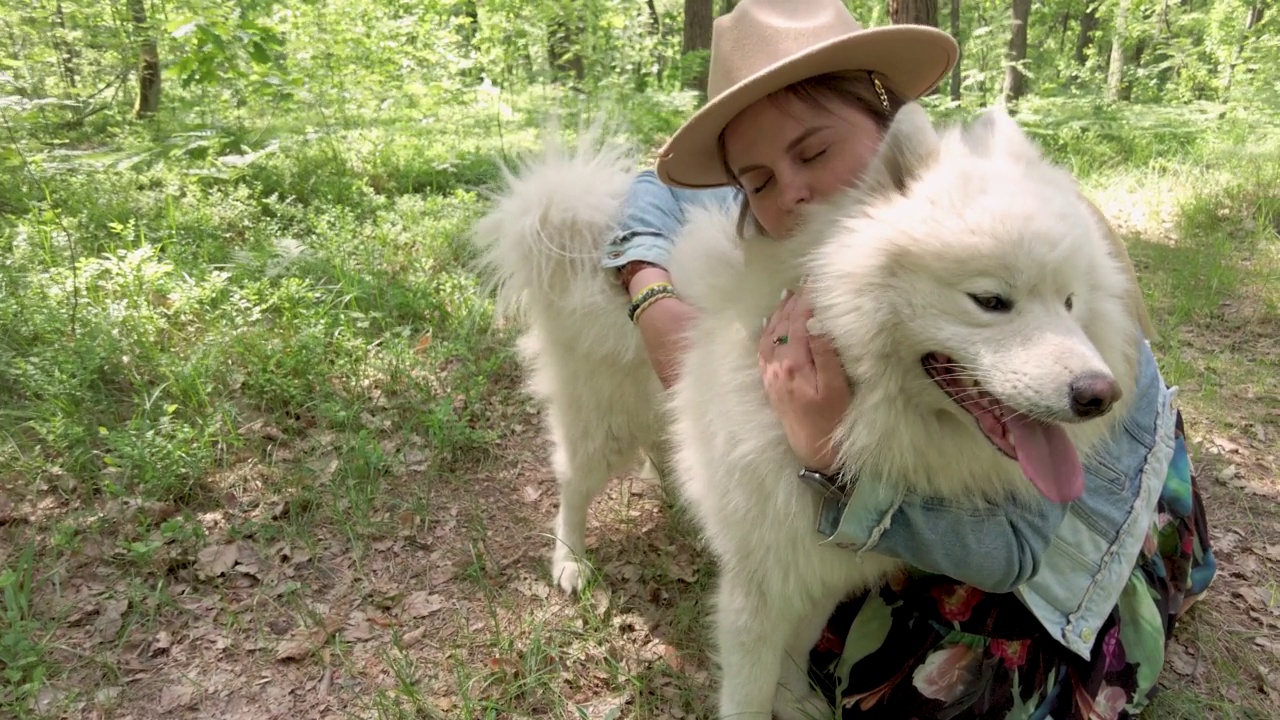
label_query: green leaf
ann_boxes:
[248,40,273,65]
[834,593,894,698]
[1116,571,1166,698]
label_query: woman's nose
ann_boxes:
[778,172,811,211]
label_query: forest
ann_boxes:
[0,1,1276,718]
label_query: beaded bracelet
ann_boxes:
[628,282,677,323]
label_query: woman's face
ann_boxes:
[722,92,884,238]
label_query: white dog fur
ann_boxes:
[471,104,1142,719]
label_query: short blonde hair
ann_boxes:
[716,70,907,237]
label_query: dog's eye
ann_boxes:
[1065,294,1074,311]
[968,293,1012,312]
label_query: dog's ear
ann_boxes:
[966,106,1042,163]
[858,102,940,197]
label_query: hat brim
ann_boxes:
[655,25,959,189]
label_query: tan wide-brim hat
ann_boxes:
[656,0,959,189]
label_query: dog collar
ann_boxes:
[799,467,859,536]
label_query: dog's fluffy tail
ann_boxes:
[471,124,637,323]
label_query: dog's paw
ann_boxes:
[772,686,833,720]
[551,556,591,594]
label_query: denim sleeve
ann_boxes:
[821,340,1164,593]
[602,169,740,270]
[820,482,1068,593]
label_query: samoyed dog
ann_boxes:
[471,103,1143,719]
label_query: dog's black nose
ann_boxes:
[1070,373,1122,419]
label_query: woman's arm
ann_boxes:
[820,481,1068,592]
[630,267,697,389]
[604,170,738,388]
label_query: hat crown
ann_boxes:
[708,0,866,100]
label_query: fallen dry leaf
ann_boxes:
[401,626,427,648]
[404,448,429,471]
[574,691,631,720]
[1166,640,1199,677]
[274,625,329,661]
[94,598,128,644]
[396,510,418,535]
[196,542,240,579]
[149,630,173,657]
[655,642,683,670]
[233,544,263,578]
[344,611,375,641]
[1254,636,1280,658]
[305,454,339,484]
[511,575,550,600]
[157,684,196,713]
[34,685,63,714]
[1214,531,1244,556]
[95,686,123,704]
[668,555,699,584]
[403,591,445,618]
[487,655,521,676]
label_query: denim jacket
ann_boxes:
[604,170,1176,660]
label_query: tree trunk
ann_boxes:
[548,13,585,82]
[1074,2,1098,66]
[453,1,478,48]
[1058,8,1072,57]
[647,0,661,33]
[1223,4,1265,96]
[888,0,938,26]
[1002,0,1032,104]
[949,0,962,101]
[682,0,713,91]
[53,0,78,90]
[128,0,159,118]
[1122,37,1146,100]
[1106,0,1130,101]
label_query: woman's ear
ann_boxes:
[858,102,941,198]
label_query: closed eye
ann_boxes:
[800,148,827,163]
[750,177,773,194]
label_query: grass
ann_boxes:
[0,86,1277,719]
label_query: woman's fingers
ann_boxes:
[758,288,793,360]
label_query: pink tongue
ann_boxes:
[1005,415,1084,503]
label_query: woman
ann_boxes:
[601,0,1217,717]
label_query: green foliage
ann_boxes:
[167,0,288,95]
[0,546,47,712]
[0,0,1272,508]
[0,2,1276,711]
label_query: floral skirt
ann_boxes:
[807,410,1217,720]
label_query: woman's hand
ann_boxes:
[758,287,851,474]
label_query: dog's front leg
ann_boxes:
[714,575,785,719]
[713,575,830,720]
[774,599,840,720]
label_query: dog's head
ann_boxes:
[804,104,1141,503]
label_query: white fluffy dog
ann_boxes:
[471,104,1142,719]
